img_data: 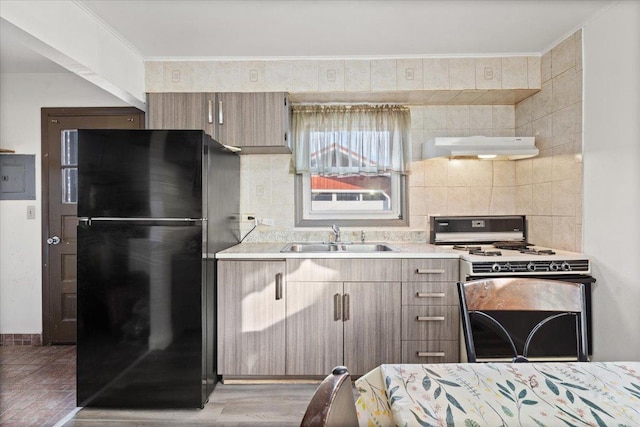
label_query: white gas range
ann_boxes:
[430,215,592,281]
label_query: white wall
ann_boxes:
[0,72,128,334]
[583,2,640,361]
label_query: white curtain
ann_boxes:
[292,105,411,176]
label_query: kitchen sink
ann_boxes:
[280,242,398,253]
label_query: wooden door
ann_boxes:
[42,108,143,344]
[343,282,402,375]
[286,281,343,375]
[217,260,286,376]
[146,92,216,138]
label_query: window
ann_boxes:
[292,105,410,226]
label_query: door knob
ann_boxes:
[47,236,61,245]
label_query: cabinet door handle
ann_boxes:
[416,292,446,298]
[275,273,283,300]
[417,316,445,321]
[207,99,213,124]
[343,293,350,321]
[218,100,224,125]
[334,293,342,321]
[417,352,446,358]
[416,269,445,275]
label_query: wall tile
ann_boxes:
[424,187,448,217]
[345,60,371,92]
[423,58,449,90]
[469,106,493,129]
[145,61,164,92]
[502,57,528,89]
[515,159,533,185]
[531,80,553,120]
[575,30,583,72]
[552,35,576,78]
[411,130,425,162]
[409,161,426,187]
[552,142,581,181]
[531,150,553,184]
[470,128,493,137]
[424,106,447,129]
[447,159,471,186]
[410,186,427,215]
[292,60,319,92]
[466,160,493,187]
[492,128,515,137]
[528,56,542,89]
[490,186,516,214]
[265,61,294,91]
[470,187,492,214]
[528,215,553,247]
[475,57,502,89]
[552,69,577,112]
[410,215,427,230]
[516,184,533,213]
[447,187,472,214]
[188,62,216,91]
[516,123,533,138]
[371,59,397,91]
[541,51,552,83]
[410,106,425,130]
[492,106,515,129]
[449,58,475,90]
[163,62,191,91]
[446,106,470,130]
[552,179,576,216]
[423,159,448,187]
[318,60,345,92]
[552,104,577,138]
[493,161,516,186]
[515,96,532,128]
[397,59,423,90]
[532,182,553,215]
[529,116,550,152]
[552,216,576,251]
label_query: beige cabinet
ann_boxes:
[217,92,291,153]
[217,260,286,376]
[400,259,460,364]
[147,92,216,137]
[286,259,402,376]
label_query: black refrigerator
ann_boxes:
[76,129,239,408]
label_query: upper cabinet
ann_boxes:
[147,92,291,154]
[217,92,291,154]
[147,92,216,138]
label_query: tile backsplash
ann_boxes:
[147,32,582,250]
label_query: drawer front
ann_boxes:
[402,282,458,306]
[401,341,459,364]
[287,258,401,282]
[402,259,458,282]
[402,306,459,341]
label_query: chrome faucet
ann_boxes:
[331,224,341,243]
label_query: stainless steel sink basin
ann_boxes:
[280,242,398,253]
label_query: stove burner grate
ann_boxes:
[469,249,502,256]
[519,248,556,255]
[453,245,482,251]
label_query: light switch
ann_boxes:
[249,69,259,82]
[27,205,36,220]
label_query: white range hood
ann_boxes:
[422,136,538,160]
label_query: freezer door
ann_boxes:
[76,221,209,408]
[77,129,204,219]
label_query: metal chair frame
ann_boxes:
[457,278,589,362]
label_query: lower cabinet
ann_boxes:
[217,260,286,376]
[286,281,401,376]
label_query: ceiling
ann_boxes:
[1,0,614,73]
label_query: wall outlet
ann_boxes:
[259,218,274,226]
[484,67,493,80]
[240,214,256,222]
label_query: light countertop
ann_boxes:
[212,242,460,259]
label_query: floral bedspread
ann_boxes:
[355,362,640,427]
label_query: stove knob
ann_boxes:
[503,262,511,272]
[561,262,571,271]
[527,262,536,272]
[550,262,560,271]
[491,263,501,272]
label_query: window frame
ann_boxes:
[294,172,409,227]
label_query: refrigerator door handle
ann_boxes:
[81,217,204,222]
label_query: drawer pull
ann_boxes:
[417,352,446,358]
[334,293,342,321]
[417,316,445,322]
[416,269,445,275]
[275,273,283,300]
[343,293,350,321]
[207,99,213,124]
[416,292,446,298]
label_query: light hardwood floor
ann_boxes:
[62,383,321,426]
